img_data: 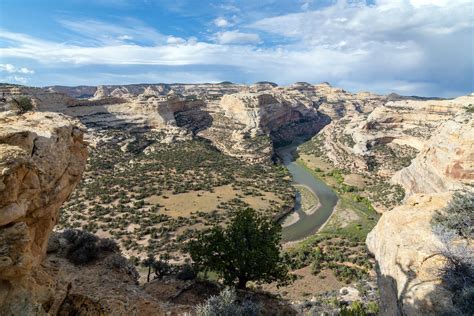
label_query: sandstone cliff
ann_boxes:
[392,111,474,196]
[366,193,454,315]
[367,108,474,315]
[197,90,329,162]
[0,112,88,314]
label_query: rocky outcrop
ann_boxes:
[2,82,383,163]
[367,108,473,315]
[0,84,76,112]
[392,111,474,196]
[366,193,454,315]
[0,112,88,314]
[218,91,322,137]
[198,90,329,162]
[310,94,473,179]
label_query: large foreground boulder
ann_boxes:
[0,112,87,314]
[366,193,454,315]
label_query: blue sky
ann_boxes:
[0,0,472,97]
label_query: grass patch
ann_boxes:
[294,185,319,214]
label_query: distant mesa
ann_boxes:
[253,81,278,87]
[292,81,313,87]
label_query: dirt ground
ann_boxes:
[323,200,361,230]
[261,266,345,301]
[299,154,332,172]
[145,184,282,218]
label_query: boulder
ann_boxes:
[0,111,88,314]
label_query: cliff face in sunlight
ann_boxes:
[0,112,87,314]
[367,109,473,315]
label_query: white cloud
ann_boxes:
[217,3,240,12]
[58,18,166,45]
[166,36,186,45]
[408,0,450,7]
[117,35,133,41]
[0,63,34,74]
[214,30,260,44]
[250,0,472,43]
[214,17,231,28]
[0,75,29,84]
[0,0,471,97]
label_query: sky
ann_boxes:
[0,0,472,97]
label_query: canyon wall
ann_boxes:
[392,111,474,196]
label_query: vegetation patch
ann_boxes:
[431,192,473,316]
[59,129,293,261]
[295,185,319,214]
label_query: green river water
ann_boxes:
[277,143,339,242]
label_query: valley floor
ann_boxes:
[58,130,387,312]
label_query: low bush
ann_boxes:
[104,254,140,282]
[195,287,260,316]
[61,229,118,265]
[432,191,473,239]
[10,96,33,114]
[431,192,474,315]
[176,263,197,281]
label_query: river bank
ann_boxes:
[276,143,338,242]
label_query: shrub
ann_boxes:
[10,96,33,114]
[176,263,197,281]
[432,191,473,239]
[98,238,120,252]
[104,254,140,282]
[61,229,118,265]
[432,192,474,315]
[340,301,367,316]
[195,287,260,316]
[432,226,474,315]
[153,260,171,279]
[188,208,290,289]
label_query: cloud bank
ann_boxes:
[0,0,472,96]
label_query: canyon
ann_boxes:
[0,82,472,315]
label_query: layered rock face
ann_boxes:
[367,107,473,315]
[220,90,322,142]
[2,82,385,163]
[392,111,474,196]
[314,94,473,178]
[0,112,87,314]
[0,84,76,112]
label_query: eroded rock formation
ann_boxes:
[0,112,88,314]
[367,107,473,315]
[366,193,454,315]
[392,111,474,196]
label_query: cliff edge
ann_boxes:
[0,112,88,314]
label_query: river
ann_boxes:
[276,143,339,242]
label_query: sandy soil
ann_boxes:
[261,266,345,301]
[323,200,361,230]
[282,212,300,227]
[344,173,368,189]
[299,154,332,172]
[145,184,281,217]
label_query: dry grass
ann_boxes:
[145,185,282,218]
